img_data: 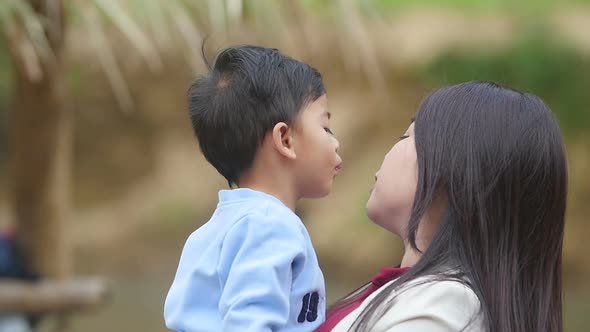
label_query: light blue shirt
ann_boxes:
[164,188,326,331]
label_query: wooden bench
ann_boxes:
[0,278,109,314]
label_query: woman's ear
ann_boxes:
[272,122,297,160]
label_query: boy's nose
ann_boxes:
[333,136,340,152]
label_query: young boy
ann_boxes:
[164,45,342,331]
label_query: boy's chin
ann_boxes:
[366,198,379,221]
[304,186,332,199]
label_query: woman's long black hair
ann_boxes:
[335,81,567,332]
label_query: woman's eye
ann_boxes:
[399,135,409,140]
[325,128,333,135]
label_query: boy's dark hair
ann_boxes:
[188,45,325,187]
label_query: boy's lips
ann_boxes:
[334,162,343,174]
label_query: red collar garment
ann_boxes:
[316,266,411,332]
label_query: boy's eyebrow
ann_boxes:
[324,111,331,119]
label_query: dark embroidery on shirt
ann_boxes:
[298,291,319,323]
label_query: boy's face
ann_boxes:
[292,94,342,198]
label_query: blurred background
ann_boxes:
[0,0,589,331]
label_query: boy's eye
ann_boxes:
[324,128,333,135]
[399,135,409,140]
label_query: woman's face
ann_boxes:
[367,122,417,236]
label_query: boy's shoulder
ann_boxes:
[218,190,302,223]
[213,189,310,243]
[233,199,304,233]
[215,200,309,261]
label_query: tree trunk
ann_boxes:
[8,0,71,280]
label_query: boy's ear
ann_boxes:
[271,122,297,160]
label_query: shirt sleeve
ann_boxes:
[378,280,482,332]
[217,212,306,332]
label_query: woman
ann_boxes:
[317,81,567,332]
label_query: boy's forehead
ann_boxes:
[308,95,329,114]
[293,95,329,125]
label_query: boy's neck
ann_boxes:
[238,174,298,211]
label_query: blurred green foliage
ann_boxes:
[365,0,588,14]
[419,28,590,136]
[0,38,11,168]
[301,0,589,15]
